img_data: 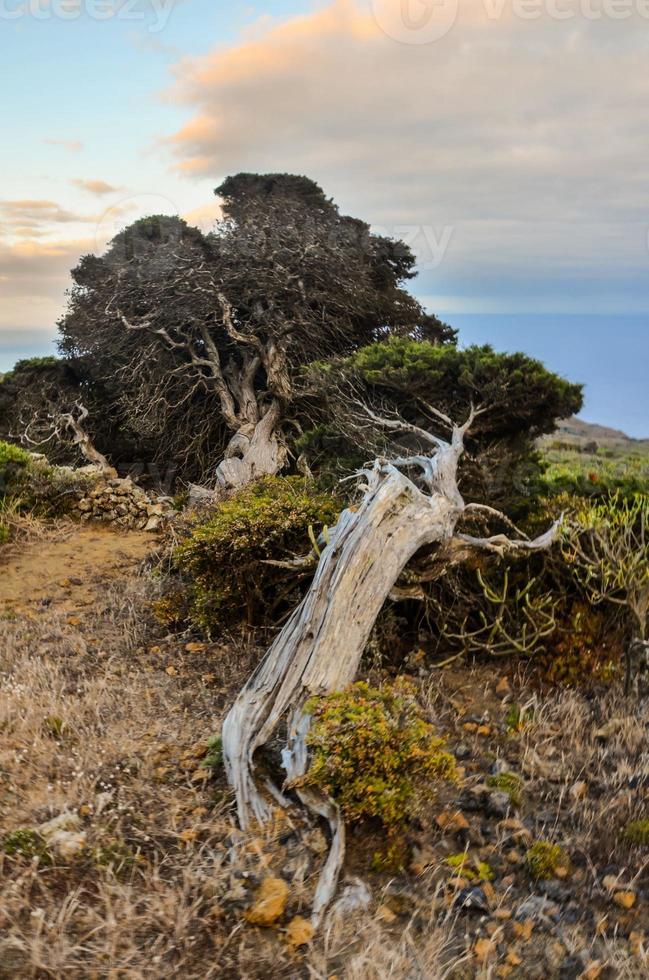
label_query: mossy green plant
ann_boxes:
[173,476,340,633]
[2,828,51,864]
[486,772,523,808]
[445,852,494,882]
[297,680,457,834]
[623,820,649,846]
[525,840,567,879]
[203,735,223,773]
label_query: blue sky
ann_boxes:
[1,0,648,435]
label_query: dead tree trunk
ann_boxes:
[222,406,559,923]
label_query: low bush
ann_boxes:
[0,440,32,498]
[171,476,340,634]
[0,440,91,544]
[525,840,568,879]
[297,680,457,834]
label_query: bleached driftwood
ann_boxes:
[222,406,557,923]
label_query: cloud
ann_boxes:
[71,179,123,196]
[43,138,84,153]
[0,200,87,228]
[163,0,649,311]
[0,237,92,330]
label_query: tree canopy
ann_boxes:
[57,174,448,486]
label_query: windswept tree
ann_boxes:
[300,337,583,510]
[58,174,450,488]
[222,397,560,923]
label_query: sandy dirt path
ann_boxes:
[0,524,156,617]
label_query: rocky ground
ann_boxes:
[0,519,647,978]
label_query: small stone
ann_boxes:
[580,962,603,980]
[144,516,162,532]
[78,499,92,512]
[602,874,621,893]
[49,830,87,859]
[453,887,490,914]
[376,904,397,924]
[285,915,314,946]
[244,877,289,926]
[629,931,645,955]
[569,780,587,802]
[491,758,512,776]
[613,890,636,909]
[39,811,81,838]
[474,938,496,962]
[454,742,471,760]
[487,791,511,818]
[496,676,511,697]
[436,810,470,833]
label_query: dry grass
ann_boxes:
[1,542,648,977]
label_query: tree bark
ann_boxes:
[215,400,287,490]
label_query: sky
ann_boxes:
[1,0,648,434]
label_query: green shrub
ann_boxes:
[173,476,340,633]
[486,772,523,808]
[297,680,457,833]
[525,840,568,879]
[0,440,32,498]
[445,853,494,881]
[623,820,649,846]
[1,828,51,864]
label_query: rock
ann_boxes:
[569,780,587,802]
[474,937,496,963]
[496,676,511,697]
[48,830,87,859]
[454,742,471,760]
[39,811,81,838]
[613,890,636,909]
[491,758,512,776]
[376,904,397,924]
[487,791,511,818]
[285,915,314,947]
[515,895,558,927]
[244,876,289,926]
[78,499,92,512]
[436,810,470,834]
[144,516,162,532]
[453,886,490,914]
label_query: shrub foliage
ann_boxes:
[172,477,340,633]
[297,680,457,832]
